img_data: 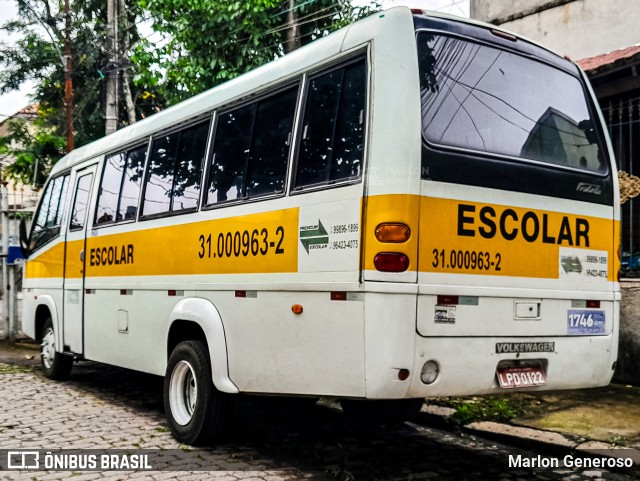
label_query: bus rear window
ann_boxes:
[417,32,606,174]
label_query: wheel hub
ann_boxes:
[41,327,56,369]
[169,360,198,426]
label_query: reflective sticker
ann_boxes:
[567,309,605,335]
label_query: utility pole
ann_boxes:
[64,0,74,152]
[285,0,301,53]
[119,0,136,126]
[105,0,118,134]
[1,181,8,341]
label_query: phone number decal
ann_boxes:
[197,227,285,260]
[431,249,502,272]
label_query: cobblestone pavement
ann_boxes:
[0,359,635,481]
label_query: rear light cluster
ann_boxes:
[374,223,411,272]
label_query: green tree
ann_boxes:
[0,108,66,187]
[0,0,143,147]
[0,0,148,183]
[134,0,378,106]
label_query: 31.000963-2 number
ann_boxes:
[198,227,285,259]
[432,248,502,272]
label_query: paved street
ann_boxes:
[0,358,635,480]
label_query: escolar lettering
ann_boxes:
[90,244,134,267]
[457,204,589,247]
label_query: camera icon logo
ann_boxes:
[7,451,40,469]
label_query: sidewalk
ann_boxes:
[417,385,640,469]
[2,336,640,470]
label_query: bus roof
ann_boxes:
[50,6,570,177]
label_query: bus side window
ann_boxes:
[30,174,70,251]
[69,173,94,231]
[205,85,298,205]
[119,146,146,221]
[142,120,209,217]
[207,105,254,204]
[95,153,125,225]
[95,145,146,226]
[245,87,297,198]
[295,58,366,189]
[144,132,179,216]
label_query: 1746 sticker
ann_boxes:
[567,310,605,335]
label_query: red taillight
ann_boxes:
[374,252,409,272]
[411,9,424,15]
[586,300,601,308]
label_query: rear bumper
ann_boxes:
[404,334,617,397]
[362,290,618,399]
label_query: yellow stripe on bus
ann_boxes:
[26,208,299,279]
[24,242,66,279]
[25,196,618,282]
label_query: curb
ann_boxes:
[414,404,640,476]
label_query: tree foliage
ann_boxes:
[0,108,66,187]
[0,0,144,148]
[0,0,147,184]
[134,0,378,106]
[0,0,378,185]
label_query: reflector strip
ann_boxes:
[331,291,347,301]
[437,295,458,305]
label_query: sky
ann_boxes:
[0,0,469,120]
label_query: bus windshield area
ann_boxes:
[417,32,607,174]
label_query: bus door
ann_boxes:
[62,164,97,354]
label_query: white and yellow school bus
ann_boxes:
[20,7,620,444]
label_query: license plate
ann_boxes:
[496,365,546,389]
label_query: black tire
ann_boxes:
[340,398,424,424]
[40,318,73,380]
[164,340,229,445]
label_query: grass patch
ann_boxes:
[434,395,533,426]
[609,436,628,447]
[0,363,35,374]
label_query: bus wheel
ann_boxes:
[340,398,424,424]
[40,318,73,380]
[164,340,228,445]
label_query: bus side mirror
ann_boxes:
[19,219,30,259]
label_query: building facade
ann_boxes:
[470,0,640,383]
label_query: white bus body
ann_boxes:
[21,7,619,444]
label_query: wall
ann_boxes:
[471,0,640,60]
[617,283,640,385]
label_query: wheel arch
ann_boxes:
[33,295,62,351]
[167,297,238,394]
